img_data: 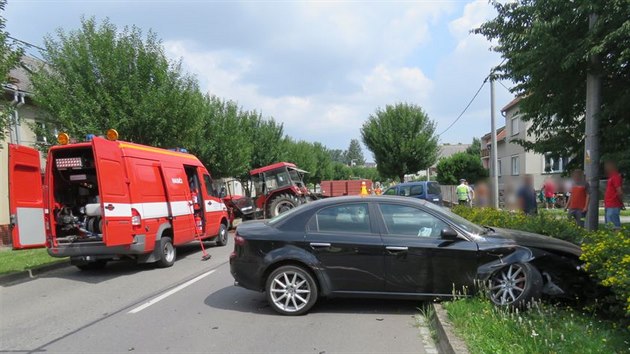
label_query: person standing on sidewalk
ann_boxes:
[456,179,470,207]
[517,175,538,215]
[604,160,624,229]
[542,178,556,209]
[565,170,589,227]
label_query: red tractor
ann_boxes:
[250,162,312,218]
[221,162,313,221]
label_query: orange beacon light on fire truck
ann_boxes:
[106,129,119,141]
[57,132,70,145]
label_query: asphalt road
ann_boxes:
[1,235,435,353]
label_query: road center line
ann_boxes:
[128,269,216,314]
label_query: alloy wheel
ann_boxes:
[269,271,311,313]
[489,264,527,305]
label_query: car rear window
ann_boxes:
[428,182,441,195]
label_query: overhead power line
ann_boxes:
[437,77,488,137]
[7,35,46,52]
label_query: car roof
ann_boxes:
[309,195,429,207]
[388,181,439,187]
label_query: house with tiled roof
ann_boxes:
[481,96,568,198]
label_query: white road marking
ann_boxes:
[127,269,216,314]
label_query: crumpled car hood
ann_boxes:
[480,227,582,257]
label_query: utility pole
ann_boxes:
[584,13,601,231]
[490,78,499,208]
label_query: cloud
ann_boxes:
[160,1,512,155]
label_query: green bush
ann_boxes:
[452,206,589,245]
[452,206,630,319]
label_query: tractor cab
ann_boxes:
[249,162,311,218]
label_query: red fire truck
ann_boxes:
[8,130,229,269]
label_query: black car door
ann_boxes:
[377,203,478,296]
[305,202,385,293]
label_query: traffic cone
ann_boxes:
[360,181,369,197]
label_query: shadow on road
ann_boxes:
[204,285,422,316]
[29,242,219,285]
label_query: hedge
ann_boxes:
[451,206,630,319]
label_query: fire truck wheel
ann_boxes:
[157,237,176,268]
[267,194,300,218]
[76,260,108,271]
[216,223,228,246]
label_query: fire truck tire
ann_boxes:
[76,260,108,271]
[216,223,228,246]
[267,194,300,218]
[156,237,176,268]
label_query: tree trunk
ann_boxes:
[399,173,405,183]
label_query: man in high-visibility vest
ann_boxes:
[456,179,470,207]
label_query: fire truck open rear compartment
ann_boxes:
[50,146,103,244]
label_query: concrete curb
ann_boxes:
[0,260,70,286]
[429,303,470,354]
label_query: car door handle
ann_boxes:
[310,242,331,248]
[386,246,408,252]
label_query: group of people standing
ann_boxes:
[456,179,490,207]
[456,160,624,229]
[516,160,624,229]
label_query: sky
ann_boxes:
[5,0,514,161]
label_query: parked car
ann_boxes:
[230,196,587,315]
[382,181,442,205]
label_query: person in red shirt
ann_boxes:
[565,170,589,227]
[542,178,556,209]
[604,161,624,228]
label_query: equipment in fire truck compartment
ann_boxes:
[52,147,102,242]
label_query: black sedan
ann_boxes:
[229,196,586,315]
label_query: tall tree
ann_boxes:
[465,137,481,157]
[0,0,23,143]
[361,103,439,182]
[345,138,365,166]
[327,148,346,163]
[475,0,630,175]
[191,96,253,178]
[436,152,488,185]
[30,17,203,148]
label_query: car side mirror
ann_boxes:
[440,228,459,241]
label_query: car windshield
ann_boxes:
[422,202,485,234]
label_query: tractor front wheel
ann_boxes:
[267,194,300,218]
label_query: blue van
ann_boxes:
[382,181,443,205]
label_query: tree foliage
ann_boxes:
[436,152,488,185]
[475,0,630,175]
[30,17,203,149]
[191,96,254,179]
[361,103,439,182]
[466,137,481,157]
[345,138,365,166]
[0,0,24,143]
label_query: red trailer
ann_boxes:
[319,179,372,197]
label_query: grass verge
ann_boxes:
[443,297,630,354]
[0,247,66,275]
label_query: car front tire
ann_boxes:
[265,265,318,316]
[488,262,542,308]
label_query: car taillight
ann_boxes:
[131,208,141,227]
[234,235,246,246]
